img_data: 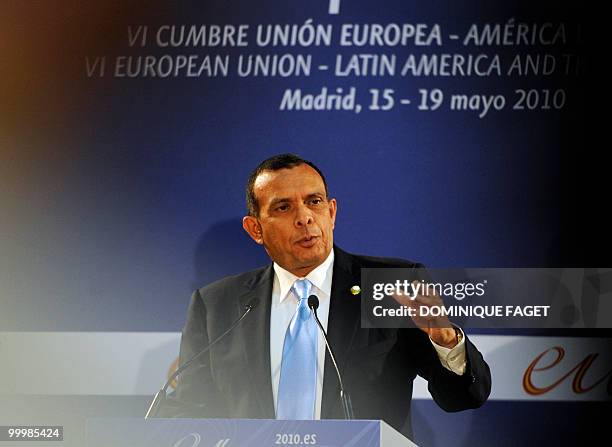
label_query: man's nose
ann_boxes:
[295,204,314,226]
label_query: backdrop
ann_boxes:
[1,1,609,446]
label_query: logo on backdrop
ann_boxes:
[170,433,230,447]
[168,357,179,390]
[523,346,612,396]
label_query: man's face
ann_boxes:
[243,164,337,277]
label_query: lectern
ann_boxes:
[87,418,418,447]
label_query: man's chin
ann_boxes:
[294,246,328,267]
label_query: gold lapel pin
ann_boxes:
[350,285,361,295]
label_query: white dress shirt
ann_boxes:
[270,249,466,419]
[271,249,334,419]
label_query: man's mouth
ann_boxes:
[296,235,319,248]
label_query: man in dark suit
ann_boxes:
[175,154,491,438]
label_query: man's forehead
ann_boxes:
[253,165,325,199]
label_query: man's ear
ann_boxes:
[328,198,337,230]
[242,216,264,245]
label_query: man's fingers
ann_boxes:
[411,294,443,306]
[392,292,441,308]
[390,281,453,331]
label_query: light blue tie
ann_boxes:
[276,279,318,420]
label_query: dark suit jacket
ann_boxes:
[174,246,491,438]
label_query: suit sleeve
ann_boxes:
[406,328,491,412]
[405,263,491,411]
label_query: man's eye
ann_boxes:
[309,198,323,205]
[276,204,289,211]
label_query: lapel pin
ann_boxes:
[350,285,361,295]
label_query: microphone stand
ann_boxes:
[145,299,259,419]
[308,295,354,419]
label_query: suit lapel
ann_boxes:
[321,247,362,418]
[238,265,276,418]
[235,248,363,419]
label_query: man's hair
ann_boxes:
[246,153,329,217]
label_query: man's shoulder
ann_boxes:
[337,246,423,270]
[196,264,271,297]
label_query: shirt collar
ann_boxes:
[273,248,335,303]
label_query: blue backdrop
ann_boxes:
[0,1,608,446]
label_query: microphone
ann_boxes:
[307,294,354,420]
[145,297,260,419]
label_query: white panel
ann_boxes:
[0,332,180,395]
[413,335,611,401]
[0,333,609,400]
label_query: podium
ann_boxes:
[87,418,418,447]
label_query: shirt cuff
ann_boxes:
[429,327,467,375]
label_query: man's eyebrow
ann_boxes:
[268,193,325,207]
[269,197,292,207]
[305,192,326,199]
